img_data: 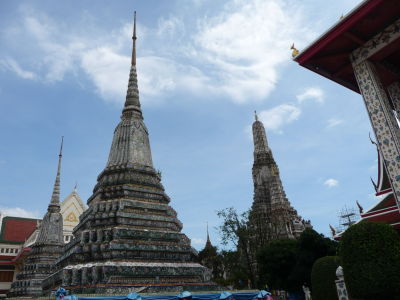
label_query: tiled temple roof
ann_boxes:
[0,216,39,244]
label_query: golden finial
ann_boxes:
[290,43,299,58]
[340,14,344,20]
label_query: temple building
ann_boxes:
[60,187,86,243]
[358,143,400,229]
[42,13,213,294]
[0,215,39,296]
[249,114,310,247]
[294,0,400,216]
[331,140,400,240]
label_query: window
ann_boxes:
[0,271,14,282]
[5,249,9,253]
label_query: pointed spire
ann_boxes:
[131,11,137,66]
[254,110,258,121]
[50,137,63,207]
[205,221,212,248]
[206,222,210,242]
[106,13,153,169]
[123,11,142,115]
[252,113,269,154]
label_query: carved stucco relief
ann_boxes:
[352,60,400,202]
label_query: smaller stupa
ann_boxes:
[9,138,65,297]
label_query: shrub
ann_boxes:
[339,222,400,299]
[311,256,340,300]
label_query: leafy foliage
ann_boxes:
[257,229,337,292]
[339,222,400,299]
[198,244,224,280]
[257,239,298,291]
[311,256,340,300]
[217,207,256,287]
[219,250,250,289]
[289,228,337,288]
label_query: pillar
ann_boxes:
[352,60,400,204]
[335,266,349,300]
[388,82,400,116]
[71,269,80,286]
[62,269,72,286]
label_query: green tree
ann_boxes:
[339,222,400,299]
[289,228,337,289]
[311,256,340,300]
[257,239,298,291]
[257,229,337,292]
[218,250,249,289]
[217,207,256,287]
[198,244,224,280]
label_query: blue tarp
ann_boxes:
[63,292,259,300]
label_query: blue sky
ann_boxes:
[0,0,377,250]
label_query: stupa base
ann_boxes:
[65,282,219,295]
[42,262,218,295]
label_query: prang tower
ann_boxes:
[43,13,213,293]
[250,113,310,246]
[9,139,64,297]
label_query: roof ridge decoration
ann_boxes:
[60,187,86,210]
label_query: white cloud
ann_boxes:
[195,0,314,103]
[23,15,85,82]
[191,237,205,245]
[0,207,40,218]
[297,87,324,104]
[1,1,315,105]
[327,118,344,128]
[81,47,130,102]
[324,178,339,188]
[157,17,185,38]
[0,58,37,79]
[257,104,301,133]
[138,56,211,99]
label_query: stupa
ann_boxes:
[249,113,310,247]
[43,13,213,294]
[9,139,64,297]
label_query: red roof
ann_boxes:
[0,216,39,244]
[295,0,400,93]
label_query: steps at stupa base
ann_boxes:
[65,282,220,295]
[63,262,210,286]
[42,262,216,295]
